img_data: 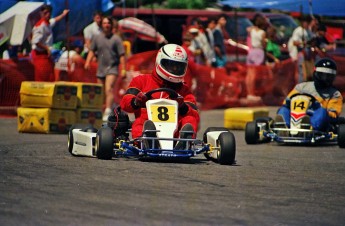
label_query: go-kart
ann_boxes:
[68,88,236,165]
[245,93,345,147]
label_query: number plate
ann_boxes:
[291,97,311,114]
[150,105,176,123]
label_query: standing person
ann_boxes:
[313,23,336,61]
[265,26,282,66]
[83,11,103,58]
[120,44,199,149]
[191,18,215,66]
[245,13,267,102]
[246,13,267,66]
[31,4,69,81]
[288,15,312,82]
[187,27,204,65]
[213,14,228,67]
[205,17,217,67]
[84,16,126,121]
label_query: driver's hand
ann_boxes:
[133,92,148,108]
[175,96,185,108]
[175,96,188,115]
[310,101,321,110]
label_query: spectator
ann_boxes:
[265,26,281,65]
[245,13,267,102]
[287,15,312,82]
[31,4,69,81]
[191,18,215,66]
[55,40,84,81]
[84,16,126,121]
[213,14,228,67]
[181,33,195,61]
[246,13,267,66]
[313,23,336,61]
[83,11,103,59]
[187,27,204,65]
[205,17,217,67]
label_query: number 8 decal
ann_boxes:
[157,106,169,121]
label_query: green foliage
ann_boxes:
[123,0,165,8]
[121,0,218,9]
[166,0,213,9]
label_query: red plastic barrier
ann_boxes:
[0,59,34,107]
[1,52,344,116]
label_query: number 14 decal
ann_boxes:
[293,101,306,110]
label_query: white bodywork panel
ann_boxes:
[290,95,311,135]
[206,131,227,159]
[146,99,178,149]
[71,129,96,157]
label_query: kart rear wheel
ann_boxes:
[245,121,259,144]
[68,124,87,155]
[203,127,229,160]
[338,124,345,148]
[217,132,236,165]
[96,127,114,160]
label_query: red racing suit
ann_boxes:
[120,71,200,138]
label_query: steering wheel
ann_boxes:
[289,93,316,103]
[145,88,179,100]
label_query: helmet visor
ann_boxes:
[315,72,335,86]
[161,59,187,76]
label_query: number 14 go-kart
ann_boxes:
[245,93,345,147]
[68,88,236,165]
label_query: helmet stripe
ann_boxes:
[315,67,336,74]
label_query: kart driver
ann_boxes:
[276,57,343,131]
[120,43,200,148]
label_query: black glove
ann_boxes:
[175,95,188,115]
[132,92,148,109]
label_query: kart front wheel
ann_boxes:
[338,124,345,148]
[203,127,230,160]
[96,127,114,160]
[245,121,259,144]
[217,132,236,165]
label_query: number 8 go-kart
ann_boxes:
[245,93,345,147]
[68,88,236,165]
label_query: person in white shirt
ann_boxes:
[288,15,312,82]
[30,4,69,81]
[83,11,103,58]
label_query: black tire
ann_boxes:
[217,132,236,165]
[338,124,345,148]
[245,121,259,144]
[255,117,273,127]
[203,127,229,160]
[68,124,86,155]
[255,117,272,143]
[96,127,114,160]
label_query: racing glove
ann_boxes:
[175,96,188,115]
[307,101,321,116]
[132,92,148,109]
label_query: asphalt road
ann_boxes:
[1,107,345,226]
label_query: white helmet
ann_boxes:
[155,44,188,83]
